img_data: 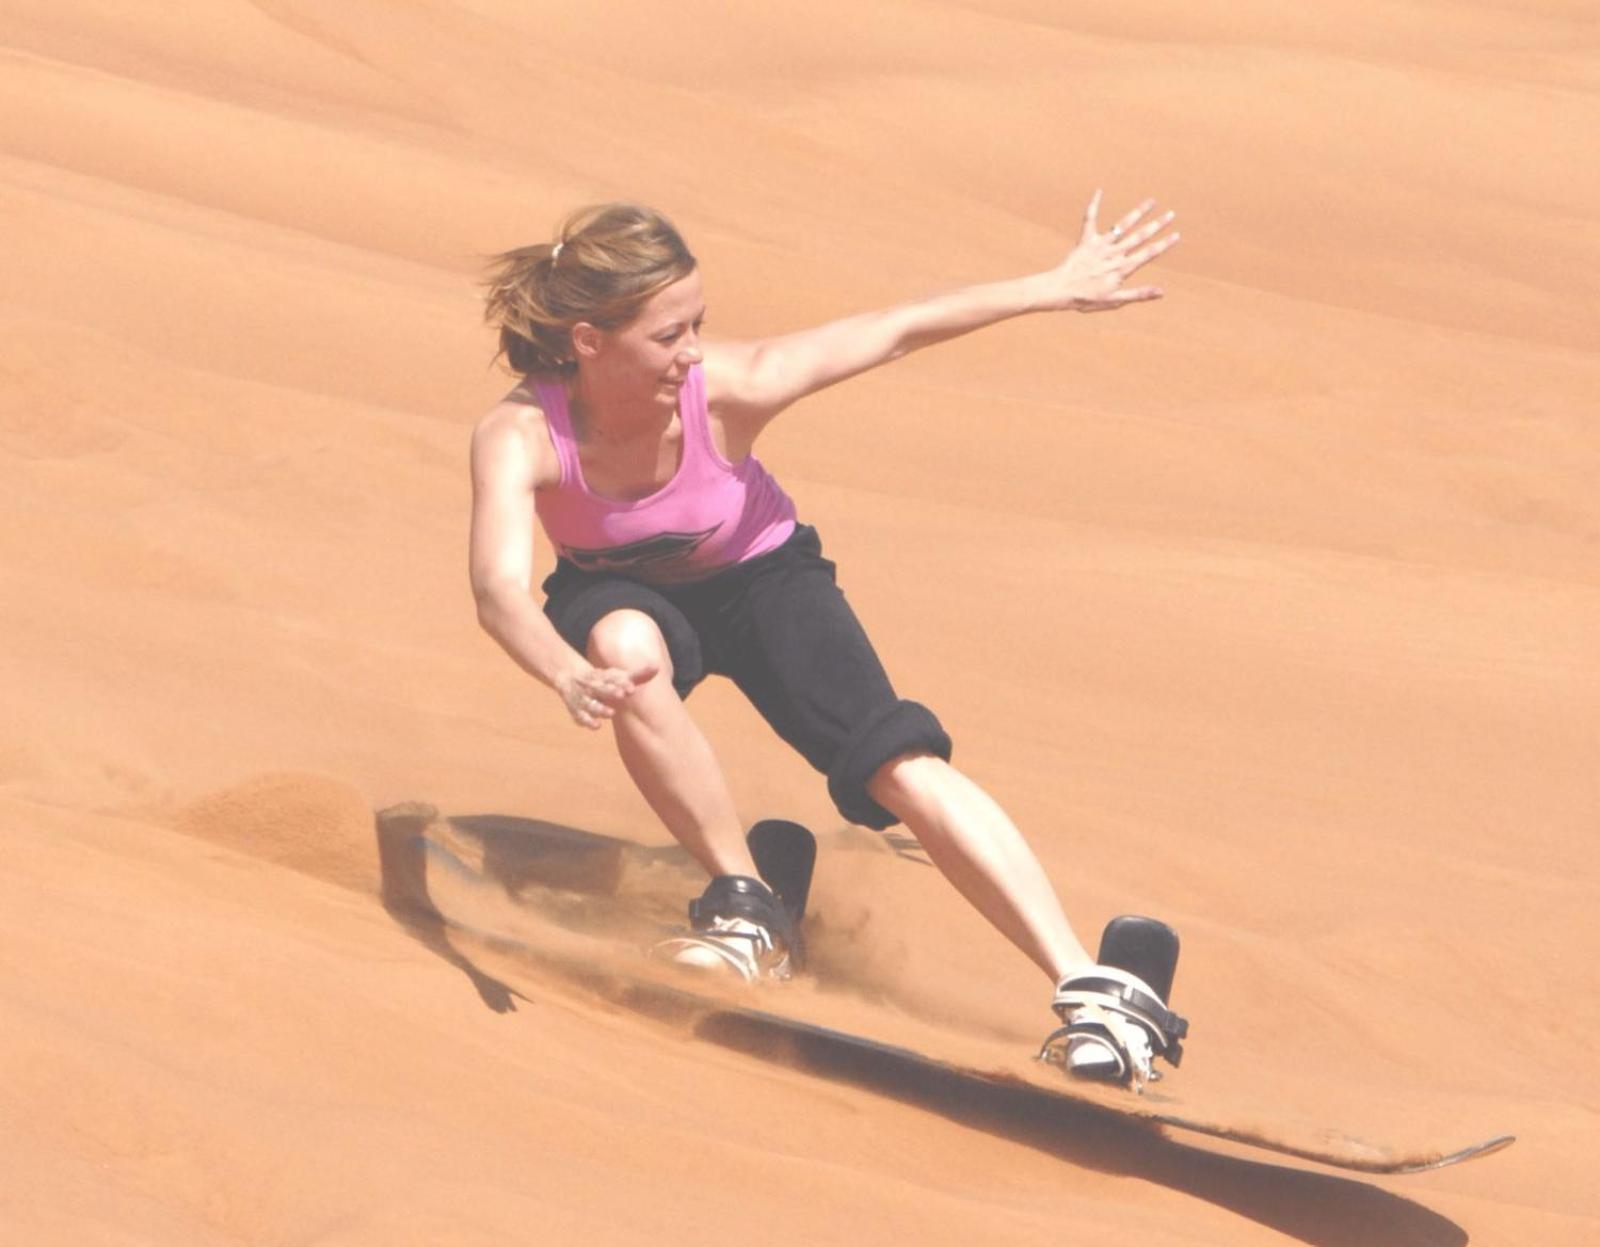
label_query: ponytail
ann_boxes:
[482,203,697,376]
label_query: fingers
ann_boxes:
[1082,286,1164,311]
[1077,192,1179,272]
[1122,228,1181,273]
[1079,188,1103,244]
[588,675,630,705]
[1117,208,1175,252]
[594,662,658,700]
[567,660,661,729]
[563,678,616,729]
[578,688,622,723]
[571,693,608,728]
[1108,197,1156,241]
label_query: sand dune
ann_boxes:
[3,2,1597,1243]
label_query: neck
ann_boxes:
[569,370,676,443]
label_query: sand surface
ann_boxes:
[3,2,1597,1243]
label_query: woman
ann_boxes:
[469,194,1184,1085]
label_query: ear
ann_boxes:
[571,321,605,361]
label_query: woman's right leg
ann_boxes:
[587,608,759,880]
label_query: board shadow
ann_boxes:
[374,805,1471,1247]
[694,1009,1470,1247]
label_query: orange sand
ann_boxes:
[3,3,1596,1243]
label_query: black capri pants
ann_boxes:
[541,524,953,830]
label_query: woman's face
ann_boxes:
[576,269,705,407]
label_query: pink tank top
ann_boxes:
[532,364,797,585]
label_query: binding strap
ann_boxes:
[1053,968,1189,1066]
[689,875,802,971]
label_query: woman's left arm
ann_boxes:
[710,192,1179,430]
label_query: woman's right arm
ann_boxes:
[468,407,653,729]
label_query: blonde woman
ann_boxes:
[470,195,1185,1084]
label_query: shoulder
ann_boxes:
[699,339,768,422]
[471,379,561,492]
[704,339,764,412]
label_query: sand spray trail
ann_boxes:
[169,772,1052,1050]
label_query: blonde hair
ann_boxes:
[482,203,697,376]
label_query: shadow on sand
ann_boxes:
[374,805,1470,1247]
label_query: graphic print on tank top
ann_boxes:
[561,524,723,574]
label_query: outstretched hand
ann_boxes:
[556,661,657,730]
[1034,190,1180,313]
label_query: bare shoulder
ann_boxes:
[700,333,823,435]
[471,381,559,492]
[700,339,767,422]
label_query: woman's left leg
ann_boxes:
[867,753,1092,983]
[714,525,1092,984]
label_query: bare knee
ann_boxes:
[587,609,674,681]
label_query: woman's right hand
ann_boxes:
[554,661,658,730]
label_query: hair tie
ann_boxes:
[551,241,564,262]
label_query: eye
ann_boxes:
[656,317,704,345]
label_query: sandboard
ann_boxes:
[664,824,1509,1173]
[567,952,1514,1175]
[417,815,1514,1176]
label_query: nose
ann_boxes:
[678,334,703,365]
